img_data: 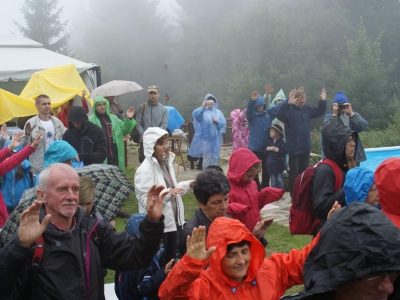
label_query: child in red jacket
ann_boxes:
[227,148,284,246]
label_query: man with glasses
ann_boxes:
[282,202,400,300]
[134,85,168,163]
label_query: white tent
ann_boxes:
[0,35,100,94]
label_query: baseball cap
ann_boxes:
[148,85,159,93]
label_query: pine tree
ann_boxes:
[14,0,70,55]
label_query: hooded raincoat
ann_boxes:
[227,148,284,232]
[0,143,35,227]
[34,140,82,186]
[271,89,286,127]
[344,167,375,205]
[246,95,284,152]
[312,117,357,231]
[282,203,400,300]
[89,96,136,170]
[63,106,107,165]
[159,217,320,300]
[375,158,400,228]
[1,142,31,211]
[134,127,192,233]
[188,94,226,165]
[322,92,368,163]
[230,108,249,152]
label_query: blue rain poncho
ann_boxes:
[34,140,83,185]
[188,94,226,160]
[166,106,185,133]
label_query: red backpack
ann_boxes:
[289,159,342,235]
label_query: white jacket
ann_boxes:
[134,127,192,233]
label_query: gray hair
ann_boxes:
[37,163,76,192]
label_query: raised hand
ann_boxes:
[251,91,258,101]
[252,218,274,239]
[146,185,168,222]
[9,132,25,151]
[164,259,175,275]
[288,89,297,105]
[24,122,36,137]
[0,123,8,137]
[265,84,274,95]
[81,89,87,98]
[327,201,341,219]
[30,131,43,149]
[18,200,51,248]
[320,88,327,101]
[126,107,135,119]
[186,226,216,261]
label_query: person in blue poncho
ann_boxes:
[188,94,226,170]
[34,140,83,185]
[1,141,31,215]
[344,167,380,208]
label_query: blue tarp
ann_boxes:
[166,106,185,133]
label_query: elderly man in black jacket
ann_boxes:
[63,106,107,165]
[0,163,166,300]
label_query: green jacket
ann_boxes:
[89,96,136,170]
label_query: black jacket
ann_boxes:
[282,203,400,299]
[264,137,288,174]
[0,206,164,300]
[63,106,107,165]
[312,117,357,231]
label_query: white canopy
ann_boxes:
[0,35,98,93]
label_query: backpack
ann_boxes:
[289,159,342,235]
[130,103,146,143]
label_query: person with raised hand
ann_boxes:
[246,87,287,191]
[277,87,327,195]
[159,216,321,299]
[0,163,166,300]
[0,131,42,227]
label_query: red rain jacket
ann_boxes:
[227,148,284,231]
[375,158,400,228]
[159,217,320,299]
[0,144,35,227]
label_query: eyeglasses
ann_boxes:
[346,138,356,145]
[358,272,398,287]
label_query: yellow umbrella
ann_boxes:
[20,64,92,107]
[0,88,37,124]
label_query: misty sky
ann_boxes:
[0,0,179,36]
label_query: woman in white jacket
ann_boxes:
[134,127,194,267]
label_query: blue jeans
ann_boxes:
[270,173,284,189]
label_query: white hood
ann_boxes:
[143,127,169,159]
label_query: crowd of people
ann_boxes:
[1,82,400,300]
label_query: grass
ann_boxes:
[105,167,312,295]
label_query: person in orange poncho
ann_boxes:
[227,147,284,246]
[159,216,324,300]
